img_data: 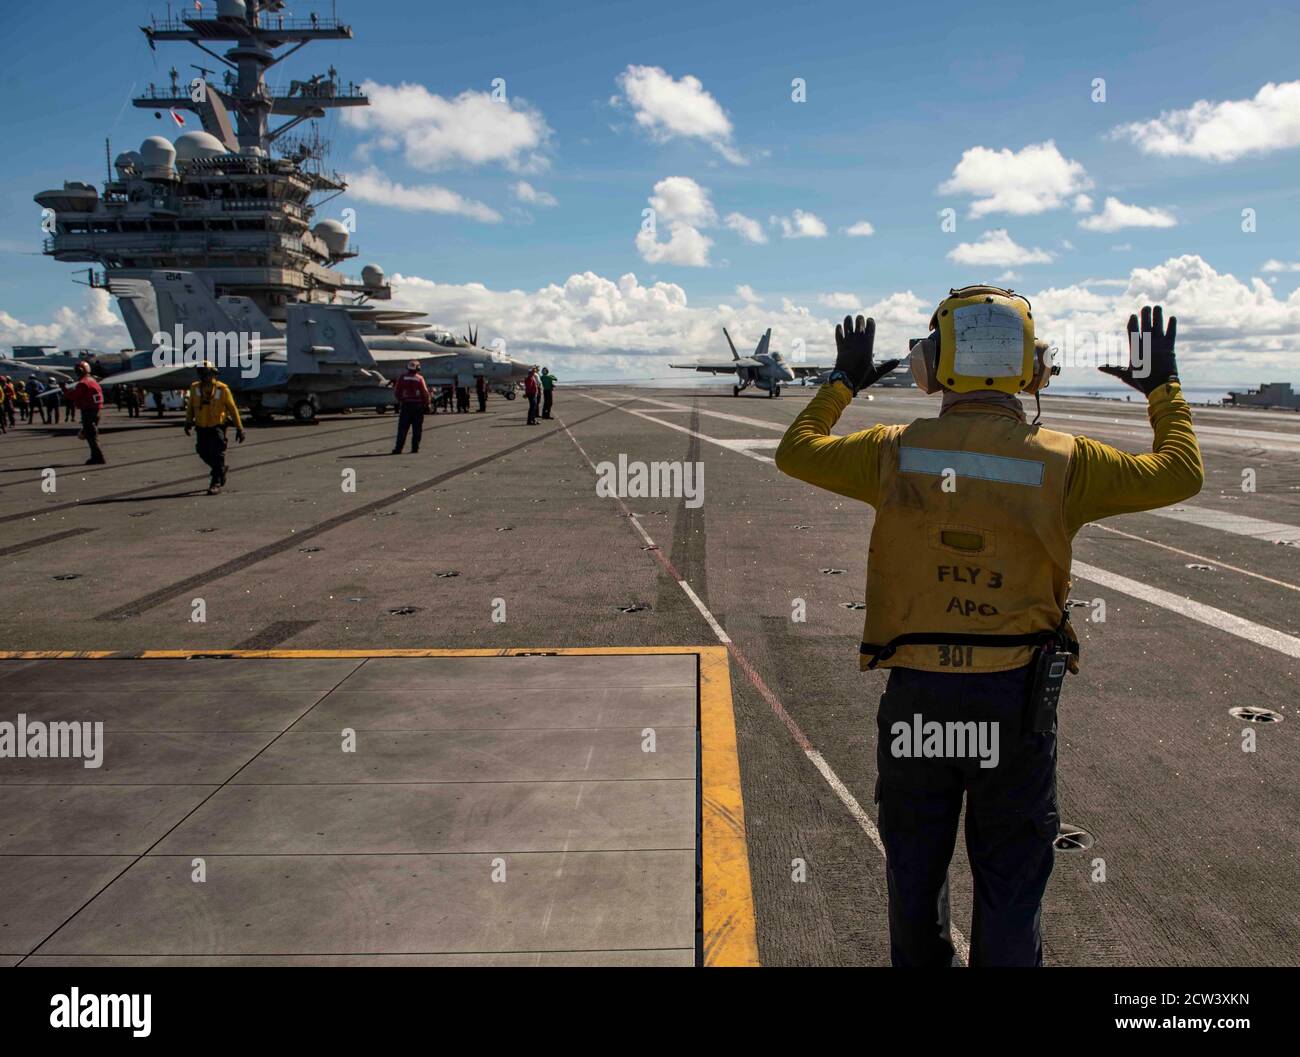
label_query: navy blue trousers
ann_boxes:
[394,403,424,452]
[875,663,1058,967]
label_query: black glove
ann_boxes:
[1099,305,1178,395]
[833,315,900,395]
[235,429,246,444]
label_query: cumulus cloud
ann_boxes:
[843,221,875,237]
[1028,255,1300,380]
[817,292,860,310]
[771,209,828,239]
[512,181,557,207]
[12,257,1294,385]
[1110,80,1300,163]
[735,284,762,303]
[346,167,501,222]
[1078,197,1177,233]
[636,223,713,267]
[939,141,1091,218]
[1072,195,1094,214]
[946,229,1054,267]
[635,177,717,267]
[1261,259,1300,273]
[614,65,745,164]
[0,288,129,352]
[648,176,717,227]
[380,271,932,378]
[343,81,551,172]
[724,212,767,244]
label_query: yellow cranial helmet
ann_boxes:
[927,285,1037,395]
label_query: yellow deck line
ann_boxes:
[0,647,704,659]
[698,645,761,967]
[0,643,762,967]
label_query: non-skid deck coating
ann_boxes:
[1,388,1298,965]
[0,650,757,966]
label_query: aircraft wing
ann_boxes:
[368,349,458,365]
[790,364,835,378]
[669,358,760,374]
[94,362,199,390]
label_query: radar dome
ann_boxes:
[139,136,177,180]
[361,264,386,288]
[312,219,350,257]
[114,151,142,177]
[174,131,228,162]
[217,0,248,18]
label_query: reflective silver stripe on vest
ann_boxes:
[898,445,1045,487]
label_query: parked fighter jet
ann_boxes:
[4,345,132,382]
[1,350,74,387]
[101,272,533,420]
[670,328,833,397]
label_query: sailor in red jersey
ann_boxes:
[63,362,106,464]
[391,360,432,454]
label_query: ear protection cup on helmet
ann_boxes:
[1024,340,1057,395]
[908,335,942,394]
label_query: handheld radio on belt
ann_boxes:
[1026,636,1071,733]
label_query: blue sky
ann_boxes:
[3,0,1299,387]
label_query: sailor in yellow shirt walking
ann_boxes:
[775,287,1203,966]
[185,361,245,496]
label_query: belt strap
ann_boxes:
[860,617,1077,670]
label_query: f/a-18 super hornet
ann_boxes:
[669,327,833,397]
[101,271,532,420]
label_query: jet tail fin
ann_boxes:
[723,327,739,360]
[286,304,376,376]
[755,328,771,359]
[107,278,161,350]
[149,270,237,335]
[218,296,280,340]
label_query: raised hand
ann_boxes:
[834,315,900,394]
[1099,305,1178,395]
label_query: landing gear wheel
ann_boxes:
[767,386,776,398]
[732,385,740,397]
[375,405,389,415]
[774,386,782,397]
[292,400,317,424]
[504,390,517,401]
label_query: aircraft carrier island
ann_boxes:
[0,0,1297,1037]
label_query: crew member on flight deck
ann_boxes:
[63,362,107,464]
[391,359,432,454]
[185,360,244,494]
[540,366,557,419]
[524,366,540,425]
[775,288,1204,967]
[1,376,17,429]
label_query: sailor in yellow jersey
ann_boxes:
[185,360,245,496]
[776,288,1203,966]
